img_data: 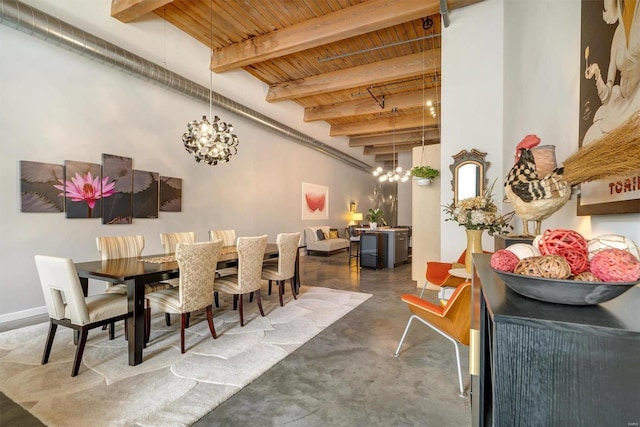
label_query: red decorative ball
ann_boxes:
[556,247,589,275]
[538,229,588,257]
[590,249,640,282]
[491,249,520,272]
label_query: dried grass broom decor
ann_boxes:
[561,110,640,186]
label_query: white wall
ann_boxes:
[439,0,639,263]
[411,145,441,282]
[503,0,639,242]
[440,0,505,262]
[0,1,375,321]
[396,151,413,226]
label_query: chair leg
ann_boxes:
[453,341,465,397]
[255,290,265,317]
[71,326,89,377]
[109,321,115,340]
[394,315,416,357]
[268,280,272,295]
[145,304,151,345]
[185,313,190,329]
[249,291,254,303]
[214,291,219,308]
[419,281,428,298]
[165,313,171,326]
[290,278,297,300]
[395,314,467,396]
[278,281,284,307]
[42,321,57,365]
[238,294,244,327]
[180,313,187,354]
[206,305,217,339]
[233,294,238,310]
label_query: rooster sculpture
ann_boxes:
[504,110,640,236]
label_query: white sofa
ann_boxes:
[304,226,349,256]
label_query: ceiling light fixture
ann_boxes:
[182,1,239,165]
[372,108,411,183]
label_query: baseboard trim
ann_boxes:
[0,306,47,324]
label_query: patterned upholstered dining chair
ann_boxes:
[145,240,223,353]
[261,232,300,306]
[213,235,268,327]
[159,232,195,287]
[34,255,130,376]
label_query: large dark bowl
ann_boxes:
[492,269,638,305]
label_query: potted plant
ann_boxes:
[410,166,440,186]
[366,208,385,230]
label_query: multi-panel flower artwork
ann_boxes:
[20,154,182,223]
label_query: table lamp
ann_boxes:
[349,212,363,226]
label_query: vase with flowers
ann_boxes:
[444,183,514,272]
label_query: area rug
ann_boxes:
[0,286,371,427]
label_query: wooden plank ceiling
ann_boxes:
[111,0,483,166]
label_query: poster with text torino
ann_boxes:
[302,182,329,220]
[578,0,639,215]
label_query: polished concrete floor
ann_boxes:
[0,252,471,426]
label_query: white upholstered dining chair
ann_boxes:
[213,235,268,327]
[35,255,130,376]
[144,240,223,353]
[261,232,300,306]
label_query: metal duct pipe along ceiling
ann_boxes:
[0,0,372,172]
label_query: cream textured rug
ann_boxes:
[0,286,371,426]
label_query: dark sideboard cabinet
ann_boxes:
[471,254,640,427]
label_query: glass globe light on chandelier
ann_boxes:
[372,108,411,183]
[373,165,411,182]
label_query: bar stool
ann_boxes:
[347,226,360,262]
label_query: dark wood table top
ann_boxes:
[75,243,279,281]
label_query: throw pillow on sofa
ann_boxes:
[329,229,339,239]
[316,229,326,241]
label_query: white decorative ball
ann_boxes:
[588,234,640,261]
[506,243,541,260]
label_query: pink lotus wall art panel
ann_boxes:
[102,154,133,224]
[159,176,182,212]
[133,170,159,218]
[20,161,64,212]
[302,182,329,220]
[58,160,113,219]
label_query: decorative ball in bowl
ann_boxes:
[492,269,638,305]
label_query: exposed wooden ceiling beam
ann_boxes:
[267,50,440,102]
[349,129,440,146]
[330,112,439,137]
[304,88,439,122]
[211,0,440,72]
[364,142,433,155]
[111,0,174,23]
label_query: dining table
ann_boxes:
[74,243,297,366]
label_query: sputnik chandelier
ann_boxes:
[182,114,239,165]
[372,108,411,183]
[182,0,239,166]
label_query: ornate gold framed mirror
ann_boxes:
[449,149,489,206]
